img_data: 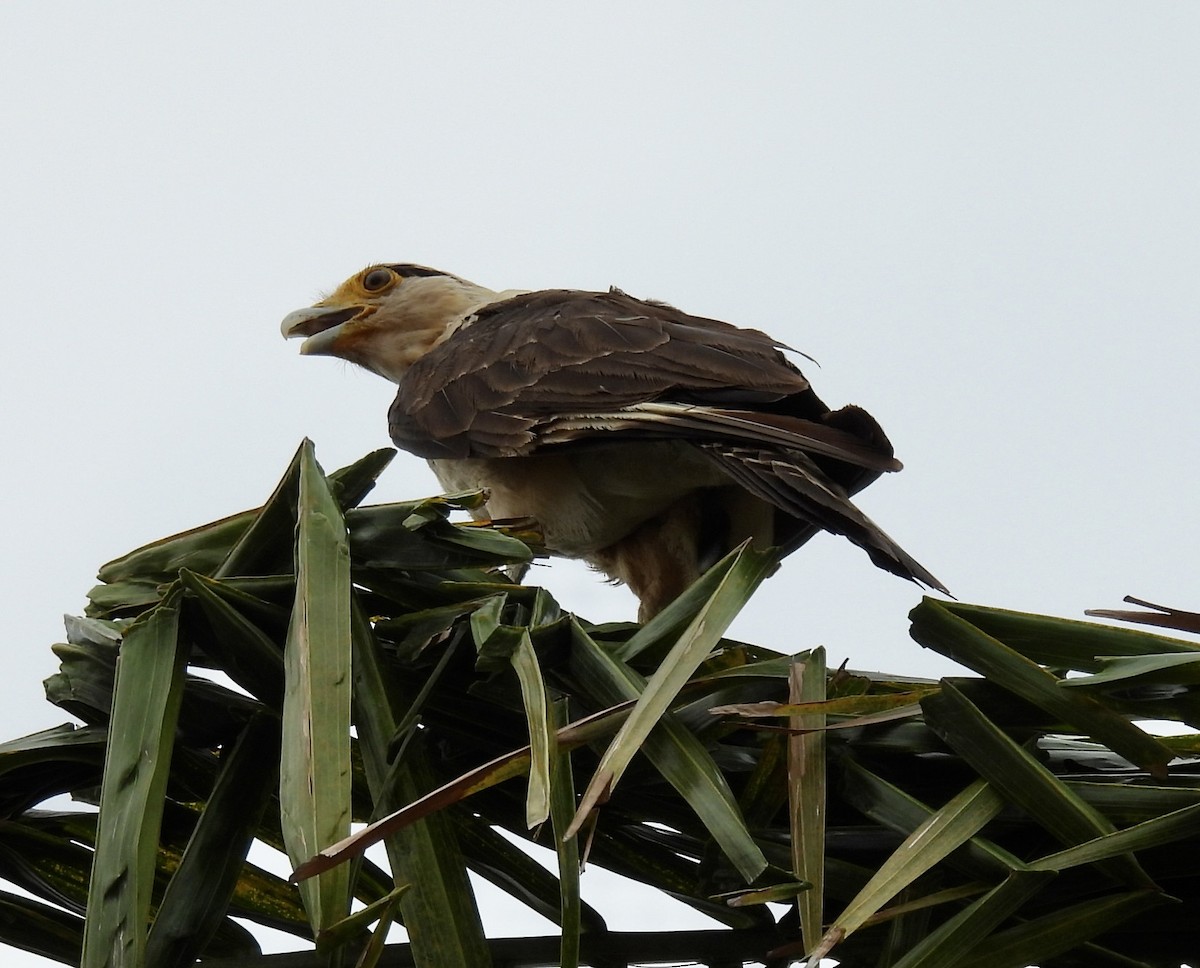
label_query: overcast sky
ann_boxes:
[2,3,1198,964]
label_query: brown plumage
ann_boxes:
[282,264,944,618]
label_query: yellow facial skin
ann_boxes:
[280,265,497,382]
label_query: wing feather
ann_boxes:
[526,403,900,472]
[390,288,845,457]
[385,286,939,588]
[703,445,948,593]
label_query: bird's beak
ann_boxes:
[280,305,365,356]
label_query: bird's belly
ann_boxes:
[428,442,727,558]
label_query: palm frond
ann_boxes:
[0,444,1195,966]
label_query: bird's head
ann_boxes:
[281,263,496,382]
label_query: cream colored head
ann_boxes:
[280,263,495,383]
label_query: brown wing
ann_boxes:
[388,288,896,474]
[386,287,942,590]
[701,444,948,592]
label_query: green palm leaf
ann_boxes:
[2,445,1198,967]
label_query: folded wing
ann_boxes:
[387,287,944,592]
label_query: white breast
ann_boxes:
[428,442,728,558]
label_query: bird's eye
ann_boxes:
[362,268,396,292]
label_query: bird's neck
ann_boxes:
[431,285,529,345]
[363,277,520,383]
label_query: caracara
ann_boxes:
[282,264,944,618]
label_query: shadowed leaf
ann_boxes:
[145,715,279,968]
[81,588,188,968]
[922,681,1153,889]
[278,441,352,933]
[789,648,826,952]
[567,546,772,871]
[349,598,492,967]
[810,778,1009,962]
[909,599,1174,778]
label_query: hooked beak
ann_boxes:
[280,305,364,355]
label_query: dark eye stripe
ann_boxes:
[384,264,447,278]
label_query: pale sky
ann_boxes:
[2,3,1198,965]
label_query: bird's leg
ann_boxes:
[470,515,544,583]
[590,497,706,622]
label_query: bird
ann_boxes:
[281,263,945,619]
